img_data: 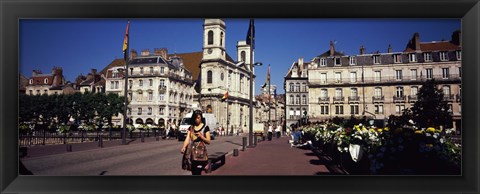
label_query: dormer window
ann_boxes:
[409,53,417,62]
[349,56,356,65]
[334,58,341,66]
[320,58,326,66]
[44,78,48,84]
[424,52,432,62]
[373,55,380,64]
[440,51,448,61]
[393,54,402,63]
[456,51,461,60]
[29,79,33,84]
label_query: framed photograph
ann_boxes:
[1,0,479,193]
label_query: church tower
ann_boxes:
[203,19,226,60]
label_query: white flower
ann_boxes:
[433,133,439,139]
[440,138,445,144]
[409,119,415,125]
[425,133,431,137]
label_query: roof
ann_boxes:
[317,50,346,57]
[170,52,203,80]
[29,75,54,86]
[404,41,461,52]
[100,59,126,75]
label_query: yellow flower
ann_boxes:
[377,129,383,133]
[414,130,423,134]
[426,144,433,147]
[426,127,436,133]
[383,127,389,132]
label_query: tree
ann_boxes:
[410,79,452,129]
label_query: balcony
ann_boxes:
[372,96,385,103]
[308,74,461,86]
[348,96,360,103]
[443,94,455,102]
[393,95,406,102]
[318,96,330,104]
[158,85,167,93]
[408,95,418,102]
[333,96,345,103]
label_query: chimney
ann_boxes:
[155,48,168,59]
[329,41,335,56]
[388,44,392,53]
[414,32,420,50]
[130,49,138,59]
[298,57,304,66]
[360,45,365,55]
[32,70,42,76]
[451,30,461,46]
[141,49,150,56]
[91,69,97,75]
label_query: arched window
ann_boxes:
[208,31,214,45]
[289,83,294,92]
[290,95,294,104]
[241,51,246,62]
[220,32,224,46]
[44,78,48,84]
[207,70,213,83]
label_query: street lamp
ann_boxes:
[249,61,263,147]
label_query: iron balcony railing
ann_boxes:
[318,96,330,103]
[372,96,385,102]
[393,95,406,101]
[348,96,360,102]
[309,74,460,85]
[408,95,418,102]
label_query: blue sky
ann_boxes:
[20,19,460,94]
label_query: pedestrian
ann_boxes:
[275,125,281,139]
[267,125,273,141]
[221,126,225,136]
[180,110,211,175]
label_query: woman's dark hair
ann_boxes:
[190,110,204,125]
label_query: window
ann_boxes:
[375,105,384,114]
[29,79,33,84]
[320,73,327,84]
[349,57,356,65]
[374,71,381,81]
[139,79,143,87]
[350,72,357,83]
[335,88,342,98]
[140,67,144,74]
[290,95,294,104]
[112,72,118,78]
[443,85,451,96]
[448,104,453,112]
[29,90,33,95]
[393,54,401,63]
[44,78,48,84]
[442,68,450,79]
[374,87,382,97]
[150,67,154,74]
[110,81,115,89]
[426,68,433,79]
[159,107,164,115]
[351,88,358,97]
[116,81,119,89]
[44,89,48,94]
[128,92,132,101]
[36,90,40,95]
[296,95,300,105]
[127,108,131,115]
[396,87,404,97]
[424,52,432,61]
[350,105,359,115]
[241,51,246,62]
[335,105,344,114]
[207,70,213,83]
[149,79,153,86]
[459,67,462,78]
[159,93,164,101]
[148,91,153,101]
[440,51,448,61]
[409,53,417,62]
[84,88,88,93]
[395,70,403,80]
[410,69,417,80]
[160,67,165,74]
[320,58,326,66]
[456,51,461,60]
[335,58,341,66]
[395,105,405,114]
[289,109,294,119]
[321,89,328,98]
[335,72,342,83]
[411,86,418,96]
[147,107,152,115]
[208,30,214,45]
[302,83,307,92]
[159,79,165,87]
[320,105,329,115]
[220,32,224,46]
[138,108,142,115]
[302,95,307,104]
[296,83,300,92]
[373,55,380,64]
[289,83,294,92]
[129,80,133,89]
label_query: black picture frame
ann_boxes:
[1,0,479,193]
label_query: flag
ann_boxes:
[122,20,130,61]
[246,19,255,49]
[221,91,229,101]
[266,65,270,83]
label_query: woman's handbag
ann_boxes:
[191,141,208,162]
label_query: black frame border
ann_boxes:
[1,0,479,193]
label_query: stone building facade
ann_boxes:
[285,31,462,131]
[25,67,75,96]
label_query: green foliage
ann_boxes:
[410,79,452,129]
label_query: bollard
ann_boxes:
[233,149,239,157]
[254,135,257,146]
[141,132,145,142]
[242,137,247,151]
[67,144,72,152]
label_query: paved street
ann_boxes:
[21,135,244,175]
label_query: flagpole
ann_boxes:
[122,20,130,145]
[248,19,254,147]
[268,64,271,128]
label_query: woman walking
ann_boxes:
[180,110,211,175]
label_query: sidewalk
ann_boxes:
[207,136,347,175]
